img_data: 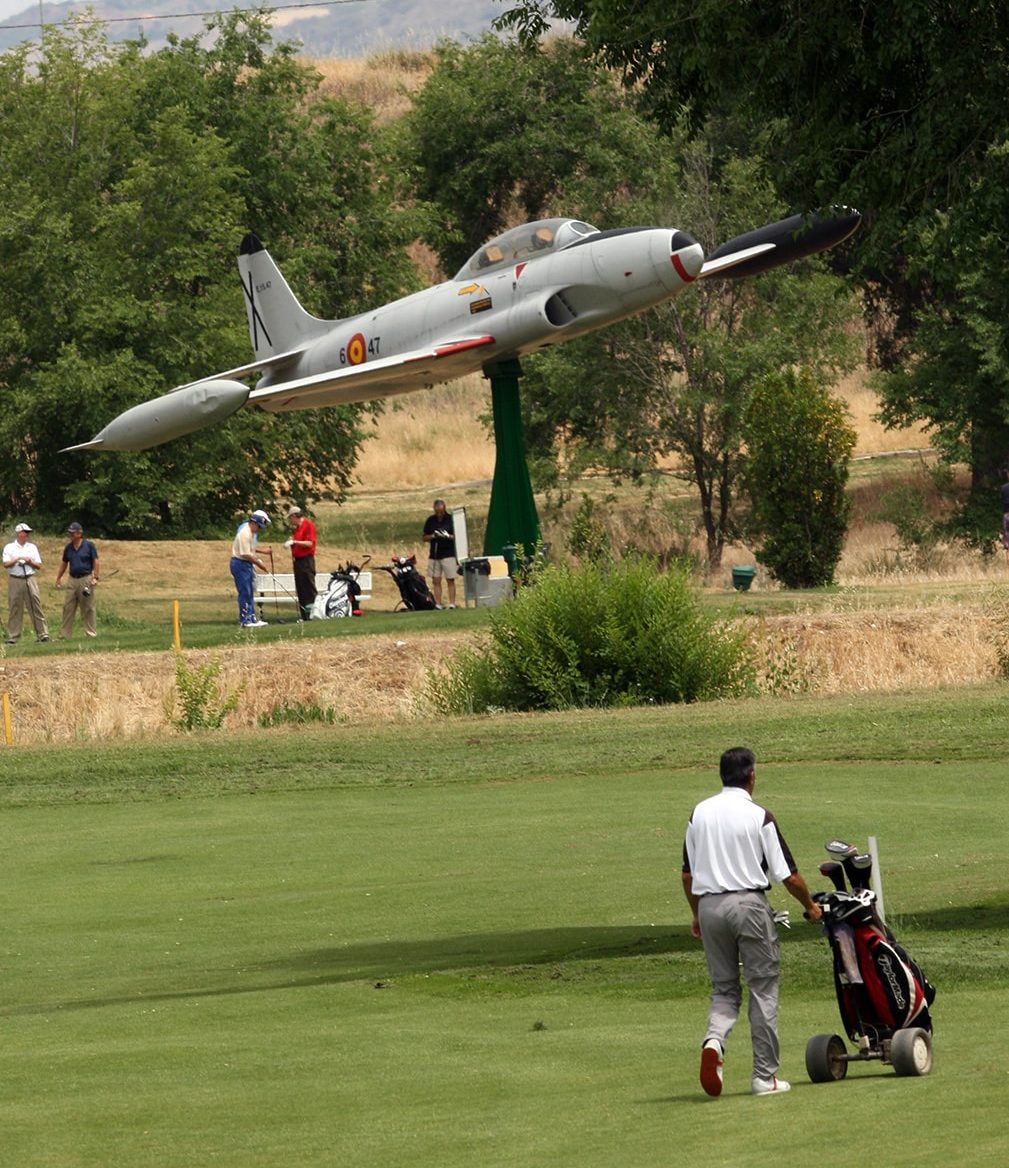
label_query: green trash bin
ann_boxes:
[731,565,757,591]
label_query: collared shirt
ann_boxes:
[63,539,98,577]
[682,786,797,896]
[290,517,317,559]
[3,540,42,577]
[231,522,257,559]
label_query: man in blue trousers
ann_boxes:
[230,510,271,628]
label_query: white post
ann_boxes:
[452,506,469,562]
[868,835,886,924]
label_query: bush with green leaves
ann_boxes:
[426,558,754,713]
[168,652,243,731]
[742,368,857,589]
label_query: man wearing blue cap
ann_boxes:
[55,521,100,639]
[230,510,271,628]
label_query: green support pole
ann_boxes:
[483,358,540,559]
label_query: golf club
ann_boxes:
[824,838,873,891]
[846,852,874,891]
[263,548,303,622]
[818,860,847,892]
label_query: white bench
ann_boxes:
[254,570,372,615]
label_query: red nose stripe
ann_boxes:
[671,253,696,283]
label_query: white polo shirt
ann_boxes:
[3,540,42,578]
[683,785,796,896]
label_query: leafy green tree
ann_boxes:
[519,139,860,567]
[0,15,422,534]
[742,368,857,588]
[496,1,1009,517]
[402,35,678,274]
[877,138,1009,530]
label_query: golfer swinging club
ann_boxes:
[682,747,822,1096]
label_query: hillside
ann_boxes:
[0,0,511,54]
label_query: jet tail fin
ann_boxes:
[237,234,332,361]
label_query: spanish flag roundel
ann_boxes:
[347,333,367,365]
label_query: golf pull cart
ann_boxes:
[806,839,936,1084]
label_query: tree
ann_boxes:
[876,138,1009,532]
[742,369,857,588]
[0,16,422,534]
[496,1,1009,517]
[518,138,860,567]
[402,35,678,274]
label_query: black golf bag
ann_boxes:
[378,554,438,611]
[806,839,936,1081]
[311,560,366,619]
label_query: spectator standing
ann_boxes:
[3,523,49,643]
[231,510,271,628]
[422,499,458,609]
[54,521,100,639]
[285,506,318,619]
[682,747,821,1097]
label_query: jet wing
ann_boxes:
[248,335,497,412]
[698,244,775,279]
[188,346,306,386]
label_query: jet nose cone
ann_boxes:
[670,231,704,283]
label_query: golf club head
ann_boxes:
[819,860,847,892]
[825,838,859,859]
[846,852,873,890]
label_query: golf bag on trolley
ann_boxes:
[806,839,936,1082]
[311,560,367,619]
[818,887,935,1041]
[378,554,438,611]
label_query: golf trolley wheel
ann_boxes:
[889,1027,933,1077]
[805,1033,849,1082]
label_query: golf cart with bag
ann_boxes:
[311,557,369,619]
[806,839,936,1083]
[377,554,438,611]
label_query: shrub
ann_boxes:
[426,557,755,713]
[742,368,857,588]
[168,652,243,731]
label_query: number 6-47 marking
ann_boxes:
[341,334,381,365]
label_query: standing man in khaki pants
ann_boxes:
[55,521,100,639]
[3,523,49,643]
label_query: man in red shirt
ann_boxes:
[286,506,318,619]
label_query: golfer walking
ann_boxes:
[682,747,821,1097]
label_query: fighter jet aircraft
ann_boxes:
[65,207,860,451]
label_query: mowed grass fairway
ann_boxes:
[3,691,1007,1167]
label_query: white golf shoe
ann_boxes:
[752,1075,791,1095]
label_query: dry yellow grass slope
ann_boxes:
[1,634,467,744]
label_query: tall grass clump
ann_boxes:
[426,558,755,713]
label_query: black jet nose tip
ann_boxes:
[670,230,698,252]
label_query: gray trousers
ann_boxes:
[697,890,781,1080]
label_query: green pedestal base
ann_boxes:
[483,358,541,559]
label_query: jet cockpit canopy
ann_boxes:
[455,218,599,280]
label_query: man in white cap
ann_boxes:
[230,510,271,628]
[3,523,49,643]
